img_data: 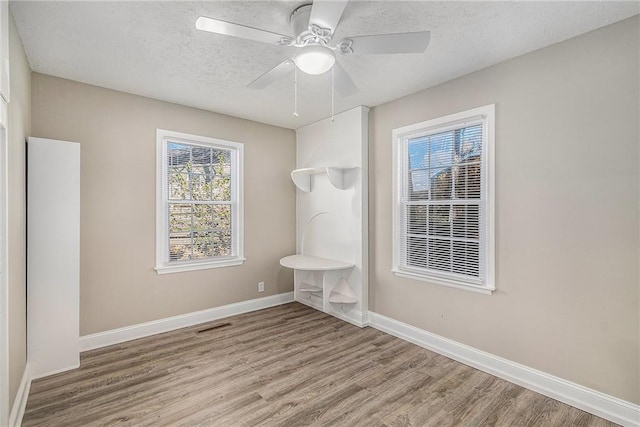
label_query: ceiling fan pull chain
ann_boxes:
[293,62,299,117]
[331,66,335,122]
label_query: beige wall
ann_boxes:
[369,16,639,404]
[7,14,31,407]
[31,74,295,336]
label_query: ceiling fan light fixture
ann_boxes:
[295,45,335,75]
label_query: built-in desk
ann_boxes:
[280,254,358,310]
[280,254,354,271]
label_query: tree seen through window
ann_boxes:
[167,143,232,261]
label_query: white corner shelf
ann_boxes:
[290,167,358,192]
[280,254,354,271]
[299,283,323,293]
[328,291,358,304]
[328,277,358,304]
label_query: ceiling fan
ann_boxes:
[195,0,431,97]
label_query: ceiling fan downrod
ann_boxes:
[293,64,299,117]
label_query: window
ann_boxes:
[155,129,244,274]
[392,105,495,294]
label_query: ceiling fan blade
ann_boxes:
[333,61,358,97]
[338,31,430,55]
[196,16,293,46]
[247,59,295,89]
[309,0,349,35]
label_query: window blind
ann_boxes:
[398,121,485,284]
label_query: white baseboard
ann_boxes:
[80,292,294,352]
[368,311,640,427]
[296,296,323,313]
[8,364,31,427]
[329,308,368,328]
[296,296,368,327]
[30,363,80,381]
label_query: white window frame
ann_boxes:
[155,129,244,274]
[392,104,495,294]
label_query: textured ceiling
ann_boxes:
[10,1,640,129]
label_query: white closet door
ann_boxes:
[27,137,80,378]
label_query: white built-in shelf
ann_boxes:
[299,283,323,293]
[280,254,354,271]
[328,291,358,304]
[290,167,358,192]
[329,278,358,304]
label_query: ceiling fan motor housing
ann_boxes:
[290,4,313,39]
[290,3,333,47]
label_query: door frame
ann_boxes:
[0,97,9,426]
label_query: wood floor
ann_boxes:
[23,303,616,427]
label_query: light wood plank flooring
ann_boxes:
[23,302,616,426]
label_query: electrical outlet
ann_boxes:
[258,281,265,292]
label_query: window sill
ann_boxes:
[392,269,495,295]
[155,257,245,275]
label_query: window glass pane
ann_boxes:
[430,168,452,199]
[428,205,451,237]
[408,138,428,199]
[169,204,192,233]
[407,205,426,235]
[213,176,231,201]
[169,232,191,261]
[191,146,213,175]
[167,143,190,167]
[428,238,451,272]
[213,205,231,229]
[193,231,213,259]
[213,231,232,256]
[409,170,429,200]
[452,241,480,277]
[190,173,212,201]
[212,149,231,176]
[452,204,480,239]
[453,124,482,200]
[429,132,453,170]
[169,171,189,200]
[457,125,482,160]
[408,138,428,169]
[193,204,213,231]
[454,162,481,199]
[407,236,427,269]
[191,166,212,175]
